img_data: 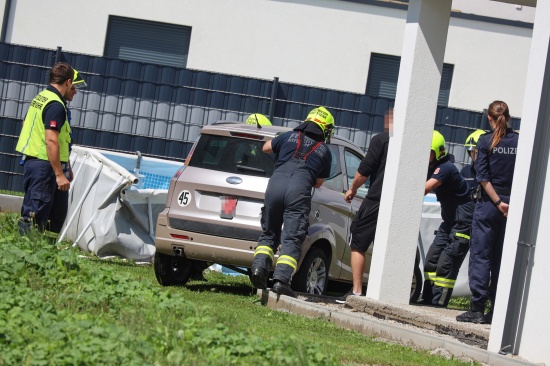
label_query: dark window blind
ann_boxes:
[366,53,453,107]
[105,16,191,68]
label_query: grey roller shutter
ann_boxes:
[104,16,191,68]
[366,53,453,107]
[438,63,454,107]
[366,54,400,99]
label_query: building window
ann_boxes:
[366,53,454,107]
[104,16,191,68]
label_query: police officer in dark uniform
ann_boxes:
[16,63,86,238]
[420,131,475,307]
[457,101,518,324]
[250,107,334,297]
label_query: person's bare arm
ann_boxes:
[45,129,70,191]
[480,181,508,216]
[345,171,368,203]
[425,178,442,195]
[262,140,273,154]
[314,178,325,188]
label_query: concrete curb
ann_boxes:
[0,194,23,213]
[346,296,490,348]
[259,290,538,366]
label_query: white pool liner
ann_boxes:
[58,146,182,262]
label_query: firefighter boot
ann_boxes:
[250,266,270,290]
[250,246,274,290]
[418,279,433,305]
[456,310,486,323]
[272,280,297,298]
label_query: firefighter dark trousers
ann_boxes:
[468,195,509,313]
[252,158,313,285]
[19,158,68,238]
[423,200,474,307]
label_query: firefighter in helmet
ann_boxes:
[250,107,334,297]
[420,131,475,307]
[245,113,272,127]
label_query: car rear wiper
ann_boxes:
[236,165,266,173]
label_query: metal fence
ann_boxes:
[0,42,521,192]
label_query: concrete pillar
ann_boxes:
[366,0,452,304]
[487,2,550,364]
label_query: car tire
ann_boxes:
[154,252,193,286]
[410,265,422,303]
[292,247,328,295]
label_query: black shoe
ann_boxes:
[335,289,362,304]
[456,310,486,324]
[272,281,297,298]
[484,311,493,324]
[250,267,269,289]
[417,296,433,305]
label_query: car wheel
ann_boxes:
[154,252,193,286]
[292,248,328,295]
[409,265,422,303]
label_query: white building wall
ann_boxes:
[445,18,531,116]
[452,0,535,22]
[1,0,532,116]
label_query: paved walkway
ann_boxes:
[258,289,537,366]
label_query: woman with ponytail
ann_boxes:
[457,101,519,324]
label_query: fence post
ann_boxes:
[54,46,62,65]
[481,108,488,130]
[268,77,279,123]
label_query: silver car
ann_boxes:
[154,122,422,300]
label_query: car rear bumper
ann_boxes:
[155,216,263,268]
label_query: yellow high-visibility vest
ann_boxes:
[16,89,71,162]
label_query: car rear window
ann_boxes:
[189,134,275,178]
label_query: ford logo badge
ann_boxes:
[226,176,243,185]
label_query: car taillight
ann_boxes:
[172,166,186,180]
[170,234,190,240]
[184,140,198,166]
[184,154,192,166]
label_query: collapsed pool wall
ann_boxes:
[61,146,182,261]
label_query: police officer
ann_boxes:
[16,63,86,238]
[457,101,518,324]
[461,129,486,192]
[420,131,475,307]
[250,107,333,297]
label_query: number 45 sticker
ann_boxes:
[177,190,192,207]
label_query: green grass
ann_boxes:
[0,190,23,196]
[0,212,477,365]
[448,296,470,311]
